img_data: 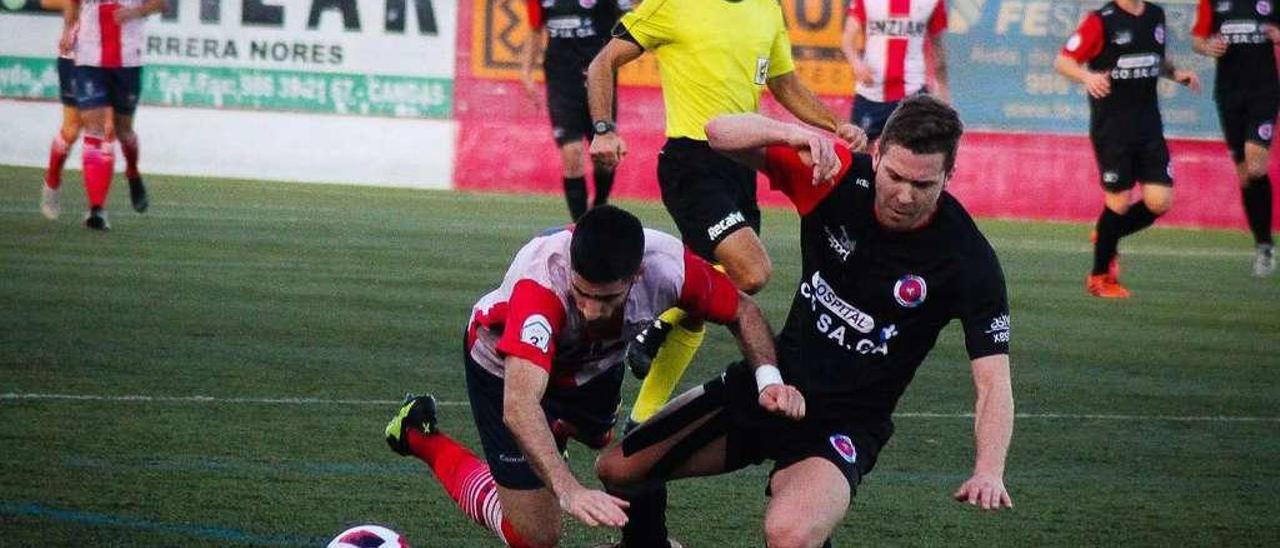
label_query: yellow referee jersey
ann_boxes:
[621,0,795,140]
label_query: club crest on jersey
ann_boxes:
[1113,30,1132,45]
[1259,1,1272,15]
[1154,25,1165,45]
[1216,1,1231,11]
[829,434,857,463]
[520,314,553,352]
[893,275,927,308]
[1103,171,1119,184]
[1261,122,1274,141]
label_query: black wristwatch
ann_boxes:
[593,120,616,136]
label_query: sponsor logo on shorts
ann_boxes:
[1103,171,1120,184]
[520,314,553,353]
[893,274,928,308]
[986,314,1011,344]
[1154,25,1165,45]
[1259,1,1273,16]
[1260,122,1274,141]
[498,453,527,464]
[755,57,770,85]
[829,434,857,463]
[707,211,747,241]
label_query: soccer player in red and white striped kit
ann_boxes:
[59,0,163,230]
[840,0,950,146]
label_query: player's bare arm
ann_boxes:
[706,114,842,185]
[115,0,165,23]
[840,15,873,85]
[766,71,866,151]
[929,32,950,103]
[502,357,630,527]
[586,38,643,170]
[1191,34,1229,57]
[1053,54,1111,99]
[518,28,547,107]
[1160,58,1201,94]
[952,353,1014,511]
[59,0,79,54]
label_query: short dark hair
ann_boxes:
[878,95,965,173]
[570,205,645,283]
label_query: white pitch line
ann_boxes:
[3,393,1277,423]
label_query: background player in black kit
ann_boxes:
[1191,0,1280,277]
[595,96,1015,547]
[520,0,629,221]
[1054,0,1201,298]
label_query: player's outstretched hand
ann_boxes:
[559,485,630,528]
[1203,35,1229,57]
[1174,70,1201,94]
[590,132,627,171]
[952,473,1013,511]
[836,123,869,154]
[758,384,805,420]
[1083,72,1111,99]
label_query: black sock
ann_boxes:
[1243,176,1274,245]
[615,483,670,547]
[564,176,587,221]
[593,166,615,207]
[1093,208,1123,275]
[1116,201,1159,238]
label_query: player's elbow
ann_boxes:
[1052,55,1074,77]
[731,262,772,295]
[705,117,733,151]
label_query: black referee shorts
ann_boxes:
[545,69,615,147]
[658,138,760,261]
[1216,92,1278,164]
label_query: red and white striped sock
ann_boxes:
[46,134,71,190]
[82,135,115,208]
[406,429,538,547]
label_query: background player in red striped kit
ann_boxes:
[62,0,164,230]
[40,0,88,221]
[841,0,950,146]
[1191,0,1280,276]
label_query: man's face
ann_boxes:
[873,144,950,231]
[569,272,634,334]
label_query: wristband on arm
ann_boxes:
[754,364,783,393]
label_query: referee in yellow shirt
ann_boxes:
[585,1,863,546]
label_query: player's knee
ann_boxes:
[1244,163,1269,181]
[594,448,640,489]
[1144,193,1172,215]
[764,516,822,548]
[560,143,586,177]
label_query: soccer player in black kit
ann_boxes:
[520,0,629,221]
[1191,0,1280,277]
[594,96,1015,547]
[1054,0,1201,298]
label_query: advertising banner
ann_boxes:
[0,0,457,118]
[948,0,1219,137]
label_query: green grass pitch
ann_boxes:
[1,165,1277,546]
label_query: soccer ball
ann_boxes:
[327,525,409,548]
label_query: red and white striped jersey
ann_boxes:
[74,0,147,68]
[467,227,739,388]
[849,0,948,102]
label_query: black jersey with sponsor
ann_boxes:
[533,0,625,81]
[774,154,1009,438]
[1198,0,1280,98]
[1087,2,1168,130]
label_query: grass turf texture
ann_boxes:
[1,165,1277,546]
